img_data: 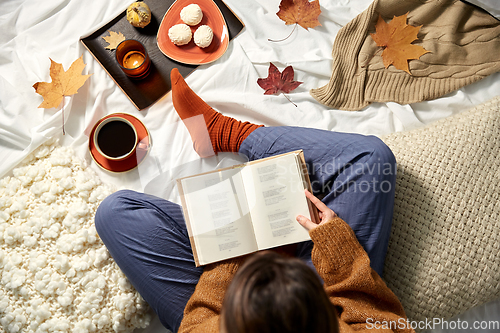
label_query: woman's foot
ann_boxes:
[171,68,263,157]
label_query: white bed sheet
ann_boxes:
[2,0,500,200]
[1,0,499,332]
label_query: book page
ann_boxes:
[241,153,311,250]
[180,167,258,265]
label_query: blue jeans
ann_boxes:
[95,126,397,332]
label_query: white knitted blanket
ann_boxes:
[0,139,151,333]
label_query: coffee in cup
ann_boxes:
[94,117,138,160]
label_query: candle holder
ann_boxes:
[115,39,151,79]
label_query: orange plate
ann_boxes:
[157,0,229,65]
[89,113,151,173]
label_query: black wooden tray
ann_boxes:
[81,0,244,110]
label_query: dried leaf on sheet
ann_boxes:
[102,30,126,50]
[277,0,321,30]
[33,55,92,134]
[257,63,302,106]
[370,13,430,74]
[270,0,321,42]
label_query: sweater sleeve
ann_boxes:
[177,258,244,333]
[310,217,414,333]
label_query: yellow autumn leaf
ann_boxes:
[33,55,92,135]
[33,55,92,109]
[102,30,126,50]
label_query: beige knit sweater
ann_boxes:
[310,0,500,111]
[178,217,414,333]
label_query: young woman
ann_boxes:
[95,69,412,333]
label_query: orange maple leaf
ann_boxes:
[33,55,92,109]
[277,0,321,30]
[370,13,430,75]
[33,55,92,134]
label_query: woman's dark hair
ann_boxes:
[220,251,339,333]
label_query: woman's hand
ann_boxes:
[296,189,337,231]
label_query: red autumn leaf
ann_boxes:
[258,63,302,95]
[257,63,302,106]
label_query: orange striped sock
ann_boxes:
[170,68,263,157]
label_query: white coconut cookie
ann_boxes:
[168,23,192,46]
[194,25,213,48]
[180,4,203,26]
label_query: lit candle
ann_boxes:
[115,39,151,79]
[123,51,145,69]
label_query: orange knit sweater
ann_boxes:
[178,217,415,333]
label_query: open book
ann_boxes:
[177,150,319,266]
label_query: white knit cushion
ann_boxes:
[381,96,500,324]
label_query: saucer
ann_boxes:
[89,113,151,173]
[157,0,229,65]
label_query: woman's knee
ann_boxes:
[363,136,397,192]
[95,190,188,243]
[362,135,396,164]
[95,190,136,235]
[332,135,397,195]
[362,136,396,173]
